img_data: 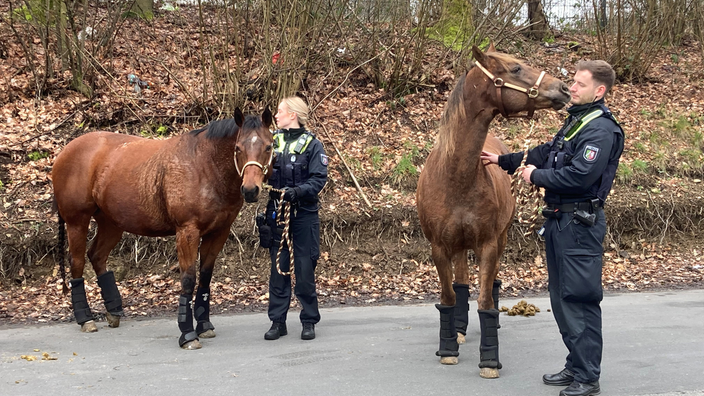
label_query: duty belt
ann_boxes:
[546,200,602,213]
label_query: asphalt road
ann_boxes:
[2,290,703,396]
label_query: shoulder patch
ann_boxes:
[320,154,329,166]
[583,145,600,162]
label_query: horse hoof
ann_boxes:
[480,367,500,379]
[440,356,458,365]
[81,321,98,333]
[181,340,202,350]
[457,333,466,344]
[106,312,121,328]
[198,329,216,339]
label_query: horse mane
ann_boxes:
[189,116,264,140]
[435,73,468,165]
[190,119,239,139]
[435,52,514,168]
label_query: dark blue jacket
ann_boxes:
[498,99,624,205]
[268,127,328,209]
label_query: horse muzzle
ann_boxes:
[241,185,261,203]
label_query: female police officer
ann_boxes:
[261,96,327,341]
[482,60,624,396]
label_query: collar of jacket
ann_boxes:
[281,127,306,142]
[567,98,605,118]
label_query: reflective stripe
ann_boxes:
[274,132,314,154]
[565,109,603,141]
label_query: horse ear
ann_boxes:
[234,107,244,128]
[487,41,496,52]
[471,45,485,62]
[262,107,273,129]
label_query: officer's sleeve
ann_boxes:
[497,143,551,175]
[294,140,328,200]
[530,120,615,194]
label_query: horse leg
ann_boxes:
[176,226,202,350]
[476,242,502,379]
[432,244,459,365]
[452,251,470,345]
[88,214,124,328]
[66,217,98,333]
[492,230,508,329]
[194,229,230,339]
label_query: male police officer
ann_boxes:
[482,60,624,396]
[261,97,327,341]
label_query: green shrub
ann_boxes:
[631,159,648,173]
[367,146,383,170]
[28,151,49,161]
[616,163,633,183]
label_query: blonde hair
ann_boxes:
[281,96,309,126]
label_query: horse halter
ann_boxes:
[474,61,546,119]
[234,149,274,178]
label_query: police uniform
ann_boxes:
[498,98,624,385]
[265,126,328,326]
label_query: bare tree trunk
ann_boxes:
[527,0,549,39]
[130,0,154,20]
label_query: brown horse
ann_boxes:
[416,45,570,377]
[52,108,274,350]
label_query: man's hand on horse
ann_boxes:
[480,151,498,166]
[282,187,299,202]
[522,165,536,184]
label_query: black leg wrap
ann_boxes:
[179,331,199,347]
[492,279,502,329]
[97,270,124,316]
[477,309,502,369]
[70,278,94,325]
[194,287,215,334]
[435,304,459,357]
[452,283,470,335]
[178,294,197,346]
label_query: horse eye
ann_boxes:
[265,145,272,152]
[511,65,521,74]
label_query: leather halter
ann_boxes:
[234,149,273,178]
[474,61,546,119]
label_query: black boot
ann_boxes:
[70,278,94,325]
[543,368,575,386]
[492,279,502,329]
[97,270,124,317]
[301,323,315,340]
[478,309,502,369]
[559,381,600,396]
[452,283,470,336]
[177,294,198,347]
[194,287,215,335]
[435,304,459,358]
[265,322,288,340]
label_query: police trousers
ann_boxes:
[544,208,606,383]
[267,205,321,324]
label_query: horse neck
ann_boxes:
[196,137,239,186]
[442,96,496,180]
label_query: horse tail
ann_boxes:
[57,210,69,294]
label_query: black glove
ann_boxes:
[282,187,299,202]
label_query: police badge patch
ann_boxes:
[320,154,329,166]
[583,145,599,162]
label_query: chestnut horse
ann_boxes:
[52,108,274,350]
[416,45,570,377]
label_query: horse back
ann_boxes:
[53,132,175,234]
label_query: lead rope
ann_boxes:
[511,121,543,237]
[267,186,295,276]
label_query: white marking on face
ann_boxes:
[251,136,257,143]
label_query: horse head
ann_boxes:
[234,107,274,203]
[471,44,571,118]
